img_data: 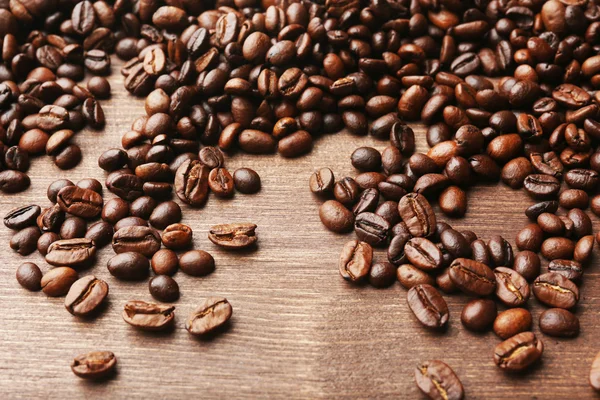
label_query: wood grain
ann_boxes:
[1,59,600,399]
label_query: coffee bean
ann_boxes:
[122,300,175,331]
[574,235,594,264]
[471,239,492,265]
[523,174,561,199]
[548,259,583,281]
[398,193,436,238]
[487,235,513,268]
[494,332,543,372]
[396,264,434,289]
[333,177,361,206]
[186,297,232,336]
[129,196,157,220]
[71,351,116,380]
[439,186,467,217]
[592,351,600,392]
[568,208,592,238]
[10,226,40,256]
[112,226,161,257]
[151,249,179,276]
[37,204,65,233]
[339,240,372,283]
[65,275,109,317]
[41,267,78,297]
[407,284,449,329]
[525,200,558,220]
[449,258,496,296]
[107,252,149,281]
[107,173,144,201]
[405,237,443,271]
[440,229,471,258]
[0,170,30,193]
[368,262,396,288]
[16,262,42,291]
[149,275,179,302]
[414,360,464,400]
[45,238,96,267]
[60,217,87,240]
[319,200,354,233]
[565,169,599,191]
[208,223,257,249]
[48,179,75,203]
[179,250,215,276]
[494,267,530,307]
[533,272,579,309]
[56,186,103,219]
[388,233,411,266]
[351,147,382,172]
[513,251,541,282]
[539,308,579,338]
[208,167,234,197]
[541,237,574,260]
[175,159,209,207]
[4,205,40,230]
[461,299,497,332]
[149,201,181,230]
[233,168,261,194]
[354,212,389,247]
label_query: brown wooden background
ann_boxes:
[1,60,600,399]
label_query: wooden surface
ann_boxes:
[1,60,600,399]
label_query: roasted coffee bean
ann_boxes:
[565,169,599,191]
[351,147,381,172]
[407,284,449,329]
[4,205,40,230]
[523,174,561,199]
[568,208,592,238]
[368,262,396,288]
[41,267,79,297]
[175,160,209,207]
[574,235,594,264]
[539,308,579,338]
[396,264,434,289]
[71,351,116,380]
[60,217,87,240]
[129,197,157,220]
[186,297,232,336]
[309,168,335,195]
[0,170,30,193]
[461,299,497,332]
[161,223,192,250]
[107,173,144,201]
[37,204,65,233]
[16,262,42,291]
[46,238,96,267]
[440,229,471,258]
[533,272,579,309]
[548,260,583,281]
[65,275,109,317]
[494,308,533,340]
[354,212,389,247]
[494,267,530,307]
[85,221,113,248]
[471,239,492,265]
[494,332,543,372]
[449,258,496,296]
[10,228,41,255]
[98,149,128,172]
[149,201,181,230]
[388,233,411,266]
[398,193,436,238]
[179,250,215,276]
[233,168,261,194]
[47,179,75,203]
[352,189,379,215]
[107,252,149,281]
[208,223,257,249]
[56,186,103,219]
[112,226,160,257]
[122,300,175,331]
[559,189,588,210]
[488,235,514,268]
[514,251,541,282]
[149,275,179,302]
[208,168,234,197]
[537,213,565,236]
[438,186,467,217]
[151,249,179,276]
[333,177,361,206]
[339,240,372,283]
[525,201,559,220]
[405,237,443,271]
[414,360,464,400]
[541,237,575,260]
[319,200,354,233]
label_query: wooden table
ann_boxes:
[1,61,599,399]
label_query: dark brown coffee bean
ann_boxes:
[208,223,257,249]
[405,237,443,271]
[568,208,592,238]
[388,233,411,266]
[461,299,497,332]
[368,262,396,288]
[523,174,561,199]
[494,267,530,307]
[539,308,579,338]
[71,351,116,380]
[208,168,234,197]
[390,122,415,155]
[525,200,559,220]
[533,272,579,309]
[107,173,144,201]
[16,262,42,291]
[101,198,129,224]
[41,267,79,297]
[541,237,575,260]
[559,189,589,209]
[179,250,215,276]
[175,160,209,207]
[151,249,179,276]
[354,212,389,247]
[112,226,160,257]
[338,240,372,283]
[565,169,599,191]
[122,300,175,331]
[319,200,354,233]
[46,238,96,267]
[333,177,361,206]
[64,275,109,317]
[149,275,179,303]
[56,186,103,219]
[501,157,533,189]
[149,201,181,230]
[494,332,543,372]
[107,252,149,281]
[414,360,464,400]
[471,239,492,265]
[548,259,583,281]
[396,264,434,289]
[449,258,496,296]
[439,186,467,217]
[161,223,192,250]
[233,168,261,194]
[574,235,594,264]
[351,147,381,172]
[37,232,59,256]
[9,226,39,256]
[4,205,40,230]
[0,170,30,193]
[407,284,449,329]
[309,168,334,195]
[60,217,87,240]
[186,297,232,336]
[514,251,541,282]
[488,235,514,268]
[398,193,436,238]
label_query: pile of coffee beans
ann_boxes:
[1,0,600,393]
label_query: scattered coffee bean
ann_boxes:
[539,308,580,338]
[494,332,543,372]
[414,360,464,400]
[16,262,42,291]
[407,284,449,329]
[149,275,179,302]
[122,300,175,331]
[179,250,215,276]
[186,297,232,336]
[71,351,116,380]
[64,275,109,317]
[208,223,257,249]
